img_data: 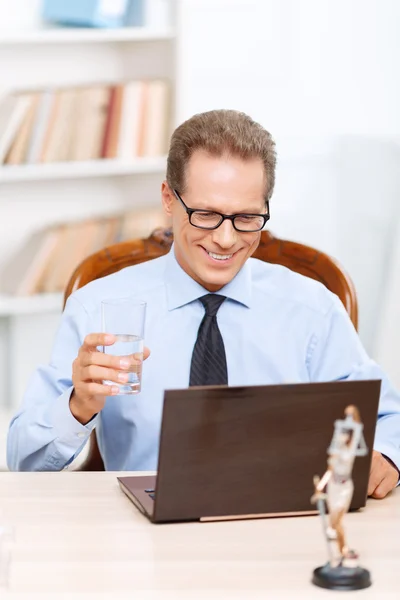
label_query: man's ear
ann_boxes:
[161,181,173,217]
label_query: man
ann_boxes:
[7,110,400,498]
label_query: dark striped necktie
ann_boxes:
[189,294,228,386]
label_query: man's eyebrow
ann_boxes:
[195,203,266,213]
[235,208,268,214]
[197,207,266,214]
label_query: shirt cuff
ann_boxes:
[46,386,98,454]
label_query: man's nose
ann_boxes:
[211,219,238,248]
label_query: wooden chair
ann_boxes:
[64,228,358,470]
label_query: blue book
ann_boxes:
[124,0,145,27]
[42,0,142,29]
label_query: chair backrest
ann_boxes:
[64,228,358,471]
[65,228,358,327]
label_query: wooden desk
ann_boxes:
[0,472,399,599]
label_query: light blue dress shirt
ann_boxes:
[7,246,400,472]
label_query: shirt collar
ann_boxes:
[165,244,252,310]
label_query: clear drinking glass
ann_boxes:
[101,297,146,395]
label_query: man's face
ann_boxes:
[162,150,267,291]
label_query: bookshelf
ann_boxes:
[0,10,176,308]
[0,27,175,45]
[0,292,62,316]
[0,0,178,410]
[0,156,167,183]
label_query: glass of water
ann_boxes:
[101,297,146,395]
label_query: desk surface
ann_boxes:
[0,472,399,600]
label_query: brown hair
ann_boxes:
[166,109,276,205]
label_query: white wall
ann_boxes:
[375,220,400,388]
[176,0,400,374]
[177,0,400,136]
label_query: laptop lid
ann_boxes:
[148,380,380,522]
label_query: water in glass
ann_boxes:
[104,333,144,394]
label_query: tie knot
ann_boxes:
[199,294,226,317]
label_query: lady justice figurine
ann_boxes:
[311,405,372,590]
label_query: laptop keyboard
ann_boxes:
[145,488,155,500]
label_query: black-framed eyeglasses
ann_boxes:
[172,189,270,232]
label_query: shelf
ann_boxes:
[0,293,63,317]
[0,27,175,45]
[0,157,167,183]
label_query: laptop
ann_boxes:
[118,380,381,523]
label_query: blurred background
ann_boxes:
[0,0,399,470]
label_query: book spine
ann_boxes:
[42,0,131,28]
[26,91,54,164]
[103,85,124,159]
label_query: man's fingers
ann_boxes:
[81,339,150,363]
[368,450,399,498]
[368,460,384,496]
[81,350,147,375]
[81,381,120,397]
[370,472,398,499]
[83,333,116,349]
[130,347,151,364]
[368,466,384,496]
[80,350,133,370]
[82,365,133,385]
[371,478,391,500]
[130,346,150,365]
[368,451,385,496]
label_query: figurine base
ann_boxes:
[312,563,371,591]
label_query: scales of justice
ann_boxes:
[311,405,372,591]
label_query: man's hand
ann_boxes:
[70,333,150,425]
[368,450,399,499]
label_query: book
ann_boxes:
[117,81,144,160]
[42,0,132,28]
[101,85,124,159]
[39,91,62,163]
[89,87,113,160]
[16,229,62,296]
[118,206,170,241]
[88,216,120,254]
[136,81,149,158]
[0,229,46,295]
[0,227,60,296]
[0,78,170,166]
[101,216,123,247]
[53,220,100,291]
[0,206,170,296]
[5,94,40,165]
[0,94,32,163]
[124,0,145,27]
[40,89,77,163]
[25,91,54,164]
[39,226,70,294]
[70,86,111,161]
[141,79,170,157]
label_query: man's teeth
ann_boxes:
[207,251,233,261]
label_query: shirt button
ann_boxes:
[76,432,86,438]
